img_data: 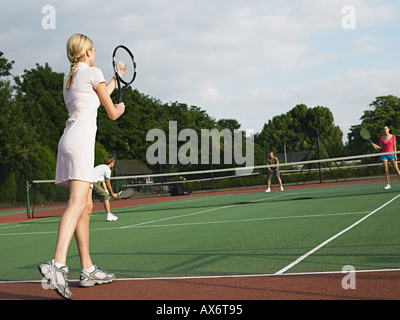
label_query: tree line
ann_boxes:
[1,51,399,204]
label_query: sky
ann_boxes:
[1,0,400,144]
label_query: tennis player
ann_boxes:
[265,151,284,192]
[38,34,124,299]
[371,126,400,190]
[93,155,119,222]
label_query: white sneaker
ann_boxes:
[384,184,391,190]
[106,213,118,221]
[78,265,116,287]
[38,259,73,300]
[265,188,271,193]
[280,186,284,191]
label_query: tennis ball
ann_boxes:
[117,61,125,70]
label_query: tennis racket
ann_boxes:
[117,188,134,199]
[112,45,137,103]
[360,127,379,149]
[360,127,373,144]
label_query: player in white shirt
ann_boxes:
[93,155,119,221]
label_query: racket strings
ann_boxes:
[360,128,371,140]
[115,49,135,83]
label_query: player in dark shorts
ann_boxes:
[265,151,284,192]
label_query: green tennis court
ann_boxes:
[1,181,399,282]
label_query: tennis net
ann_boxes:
[28,152,400,216]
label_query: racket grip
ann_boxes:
[117,93,123,104]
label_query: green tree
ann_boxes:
[217,119,241,132]
[346,95,400,156]
[97,88,220,172]
[14,63,67,153]
[0,52,39,203]
[256,104,344,161]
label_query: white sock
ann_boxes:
[54,261,66,268]
[83,265,96,273]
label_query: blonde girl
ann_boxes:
[38,34,125,299]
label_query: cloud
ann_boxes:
[206,68,400,139]
[299,53,339,69]
[353,36,381,53]
[202,87,223,101]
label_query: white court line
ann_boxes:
[120,205,236,229]
[0,210,369,236]
[110,267,400,281]
[0,191,294,232]
[1,267,399,284]
[0,206,237,236]
[119,192,295,229]
[0,217,61,230]
[275,193,400,275]
[120,211,369,229]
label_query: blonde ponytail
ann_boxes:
[65,60,78,91]
[65,34,94,90]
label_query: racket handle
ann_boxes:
[117,92,123,104]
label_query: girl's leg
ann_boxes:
[383,160,390,186]
[391,159,400,179]
[76,188,117,287]
[74,187,94,269]
[54,180,91,265]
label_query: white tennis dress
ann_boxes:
[55,62,106,187]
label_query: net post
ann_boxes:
[316,129,323,183]
[159,163,165,196]
[25,161,31,219]
[25,180,31,219]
